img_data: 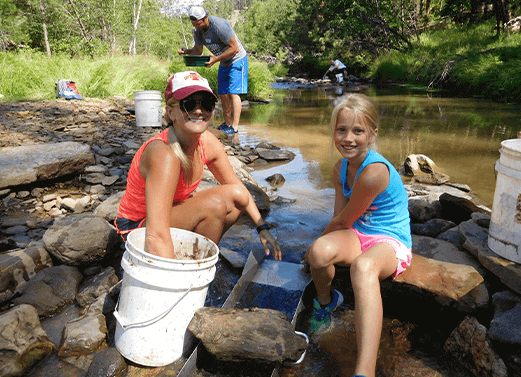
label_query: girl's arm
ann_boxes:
[140,140,181,258]
[204,132,282,260]
[322,162,390,235]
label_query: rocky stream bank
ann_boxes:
[1,83,521,377]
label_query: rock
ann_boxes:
[188,307,308,363]
[444,316,507,377]
[256,147,296,161]
[412,172,450,185]
[93,191,125,222]
[402,154,437,176]
[393,235,488,312]
[58,313,108,357]
[0,304,56,376]
[410,218,456,237]
[43,213,120,266]
[0,142,95,189]
[266,173,286,188]
[459,219,521,296]
[85,347,127,377]
[489,302,521,346]
[76,267,119,308]
[13,265,83,317]
[243,181,271,216]
[0,240,53,304]
[408,198,442,223]
[440,192,491,223]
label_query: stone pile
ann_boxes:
[0,98,521,377]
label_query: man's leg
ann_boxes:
[220,93,232,126]
[230,94,242,128]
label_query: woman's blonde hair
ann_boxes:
[330,93,380,155]
[165,98,190,171]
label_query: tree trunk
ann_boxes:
[129,0,142,56]
[39,0,51,56]
[67,0,91,43]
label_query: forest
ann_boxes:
[1,0,520,102]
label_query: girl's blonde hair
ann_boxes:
[330,93,381,154]
[165,98,190,171]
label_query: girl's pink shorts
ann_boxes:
[351,228,412,279]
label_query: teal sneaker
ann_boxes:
[308,289,344,334]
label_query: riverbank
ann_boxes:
[2,97,521,377]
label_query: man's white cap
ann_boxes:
[189,6,207,20]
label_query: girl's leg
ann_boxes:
[350,243,398,377]
[306,229,362,306]
[166,183,250,244]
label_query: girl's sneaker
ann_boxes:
[308,289,344,334]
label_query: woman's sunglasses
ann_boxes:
[180,95,216,113]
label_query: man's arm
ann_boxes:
[178,44,204,55]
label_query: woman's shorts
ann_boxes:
[351,228,412,279]
[114,217,145,242]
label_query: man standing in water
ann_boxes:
[178,6,248,135]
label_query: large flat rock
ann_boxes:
[0,142,94,189]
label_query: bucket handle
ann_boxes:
[113,286,192,329]
[283,331,309,366]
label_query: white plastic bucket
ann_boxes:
[114,227,219,366]
[488,139,521,263]
[335,73,344,83]
[134,90,162,127]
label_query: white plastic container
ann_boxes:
[335,73,344,83]
[134,90,162,127]
[488,139,521,263]
[114,228,219,366]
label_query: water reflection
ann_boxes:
[237,85,521,206]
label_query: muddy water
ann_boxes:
[215,84,521,376]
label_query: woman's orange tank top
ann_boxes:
[117,129,209,221]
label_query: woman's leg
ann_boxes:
[166,183,250,244]
[306,229,362,305]
[350,243,398,377]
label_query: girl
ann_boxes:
[115,71,280,260]
[304,93,412,377]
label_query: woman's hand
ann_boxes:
[259,229,282,261]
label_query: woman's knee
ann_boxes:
[229,183,250,210]
[203,193,228,219]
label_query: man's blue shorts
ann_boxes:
[218,56,248,95]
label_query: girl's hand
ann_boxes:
[259,229,282,261]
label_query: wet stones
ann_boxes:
[42,213,119,267]
[0,304,56,376]
[188,307,308,363]
[0,142,95,189]
[13,265,83,317]
[0,240,53,304]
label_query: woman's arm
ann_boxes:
[322,162,390,236]
[140,140,181,258]
[204,132,282,260]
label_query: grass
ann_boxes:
[0,52,275,103]
[368,21,521,103]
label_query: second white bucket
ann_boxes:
[134,90,162,127]
[488,139,521,263]
[114,227,219,366]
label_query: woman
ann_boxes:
[115,71,281,260]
